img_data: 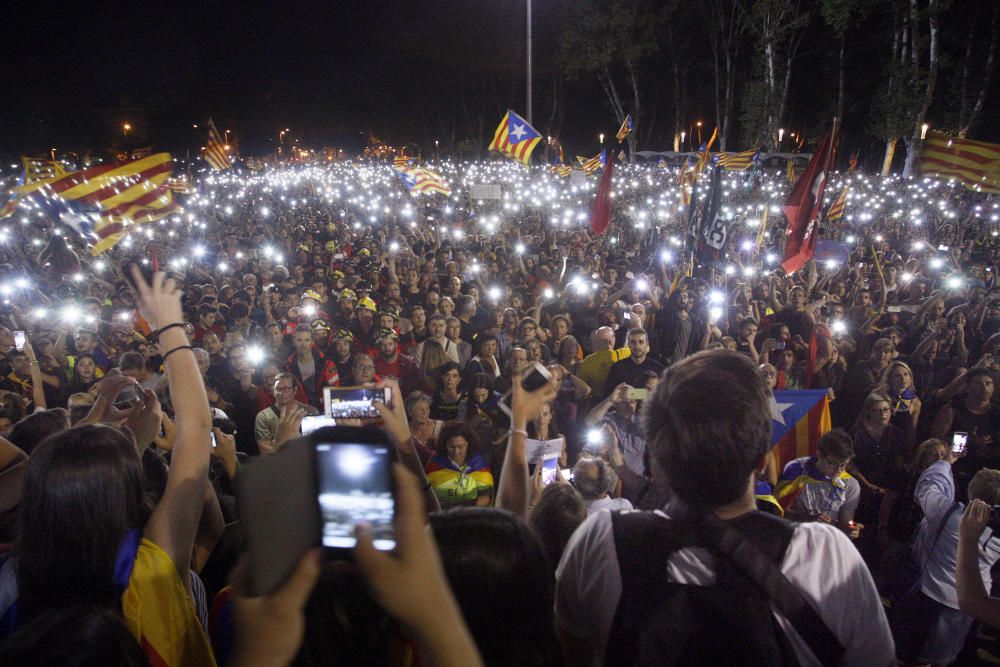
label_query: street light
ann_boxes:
[778,128,785,143]
[599,133,604,145]
[695,121,703,144]
[123,123,131,138]
[921,123,930,140]
[680,131,686,147]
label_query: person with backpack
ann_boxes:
[555,349,894,666]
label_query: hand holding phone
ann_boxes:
[13,331,26,351]
[541,454,559,486]
[952,431,969,456]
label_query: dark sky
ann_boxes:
[2,0,998,162]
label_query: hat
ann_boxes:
[377,305,399,321]
[331,270,345,279]
[325,241,337,252]
[358,248,371,257]
[333,328,354,341]
[310,319,332,332]
[301,289,323,303]
[338,289,357,302]
[357,297,377,312]
[375,327,399,342]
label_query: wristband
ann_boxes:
[151,322,187,341]
[161,345,194,363]
[511,428,528,438]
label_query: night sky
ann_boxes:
[2,0,998,163]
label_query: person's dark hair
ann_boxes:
[436,421,480,459]
[118,351,144,374]
[230,302,250,320]
[429,509,557,667]
[16,425,148,621]
[529,484,586,570]
[642,350,771,510]
[436,361,461,388]
[68,404,92,426]
[0,604,148,667]
[7,408,70,456]
[966,367,994,385]
[474,333,497,356]
[626,327,648,339]
[816,428,854,461]
[70,353,99,385]
[196,304,217,319]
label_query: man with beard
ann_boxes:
[400,305,429,356]
[310,319,333,356]
[654,287,706,365]
[334,289,358,328]
[328,329,356,386]
[352,297,378,352]
[373,327,419,398]
[285,328,337,410]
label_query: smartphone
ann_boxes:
[560,468,573,482]
[952,431,969,456]
[120,259,154,291]
[323,386,390,420]
[938,245,949,251]
[541,454,559,485]
[301,415,336,435]
[210,431,217,449]
[625,387,649,401]
[13,331,25,351]
[113,384,143,411]
[498,362,553,417]
[774,341,786,351]
[315,440,395,552]
[887,305,902,313]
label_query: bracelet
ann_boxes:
[151,322,187,341]
[161,345,194,362]
[511,428,528,438]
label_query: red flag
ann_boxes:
[781,125,837,274]
[589,157,614,236]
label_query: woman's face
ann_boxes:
[553,319,569,338]
[446,436,469,466]
[526,341,542,362]
[77,357,96,380]
[888,366,911,392]
[446,320,461,340]
[481,340,497,358]
[510,349,528,372]
[868,400,892,426]
[440,299,455,317]
[472,387,489,404]
[409,399,430,423]
[539,403,552,424]
[442,368,461,391]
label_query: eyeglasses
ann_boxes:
[821,457,851,471]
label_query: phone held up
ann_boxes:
[952,431,969,456]
[238,425,396,595]
[13,331,26,351]
[499,362,552,417]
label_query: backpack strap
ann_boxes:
[700,514,845,666]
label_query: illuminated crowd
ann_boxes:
[2,155,1000,665]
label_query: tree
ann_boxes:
[952,1,998,138]
[558,0,671,154]
[901,0,946,177]
[820,0,862,125]
[705,0,746,151]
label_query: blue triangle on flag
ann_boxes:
[506,111,540,144]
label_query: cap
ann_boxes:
[338,289,357,302]
[325,241,337,252]
[301,289,323,303]
[377,305,399,321]
[375,327,399,341]
[357,297,377,312]
[333,328,354,341]
[310,319,332,332]
[358,248,371,257]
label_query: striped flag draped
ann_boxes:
[488,110,542,165]
[22,157,66,184]
[921,134,1000,194]
[616,114,633,143]
[693,128,718,175]
[393,155,414,169]
[204,119,232,171]
[0,153,181,255]
[578,150,606,175]
[394,165,452,197]
[714,148,761,171]
[769,389,831,472]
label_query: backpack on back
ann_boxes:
[605,510,843,667]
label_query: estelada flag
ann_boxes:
[769,389,831,471]
[589,151,614,235]
[781,124,837,274]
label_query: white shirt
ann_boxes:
[555,509,895,666]
[913,460,1000,609]
[585,496,633,515]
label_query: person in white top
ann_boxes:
[555,350,894,667]
[572,457,632,514]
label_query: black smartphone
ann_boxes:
[774,341,786,351]
[120,259,154,292]
[315,436,396,554]
[113,384,143,411]
[498,362,553,417]
[952,431,969,456]
[323,386,390,419]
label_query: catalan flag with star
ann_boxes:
[693,128,718,175]
[826,184,849,221]
[769,389,831,473]
[713,147,761,171]
[394,164,452,197]
[0,153,181,255]
[616,114,633,143]
[921,133,1000,194]
[488,110,542,165]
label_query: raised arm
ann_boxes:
[495,372,557,519]
[133,267,213,585]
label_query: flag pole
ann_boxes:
[526,0,533,124]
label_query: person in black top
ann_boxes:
[604,328,664,394]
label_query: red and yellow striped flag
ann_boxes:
[203,118,232,171]
[827,185,849,220]
[488,110,542,165]
[921,134,1000,194]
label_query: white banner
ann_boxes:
[469,183,502,200]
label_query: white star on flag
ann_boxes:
[510,123,527,142]
[769,396,794,426]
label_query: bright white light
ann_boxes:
[117,312,131,322]
[930,258,944,269]
[389,241,399,253]
[661,250,673,264]
[708,291,725,305]
[947,276,963,290]
[845,235,856,244]
[192,245,206,258]
[636,279,648,292]
[336,445,376,478]
[724,265,736,276]
[901,272,913,283]
[488,287,502,301]
[218,262,229,272]
[32,307,47,319]
[246,346,265,365]
[302,304,317,317]
[93,260,106,272]
[515,242,526,255]
[72,273,84,282]
[831,321,847,334]
[708,306,723,324]
[60,305,81,323]
[586,429,602,445]
[825,260,838,270]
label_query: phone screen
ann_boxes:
[315,443,395,550]
[113,385,142,411]
[541,455,559,485]
[13,331,26,351]
[301,415,336,435]
[626,388,649,401]
[323,387,389,420]
[952,432,969,455]
[210,431,217,449]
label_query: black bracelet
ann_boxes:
[161,345,194,362]
[151,322,187,341]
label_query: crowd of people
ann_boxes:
[1,156,1000,664]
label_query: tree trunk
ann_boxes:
[626,60,641,154]
[836,34,846,124]
[903,0,940,177]
[672,60,683,152]
[960,3,999,138]
[882,138,899,176]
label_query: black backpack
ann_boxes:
[605,510,844,666]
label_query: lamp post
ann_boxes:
[599,133,604,145]
[123,123,131,138]
[696,121,702,145]
[526,0,533,123]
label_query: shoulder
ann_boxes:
[779,456,810,482]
